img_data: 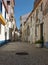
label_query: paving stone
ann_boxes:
[0,42,48,65]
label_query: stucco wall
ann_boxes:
[43,14,48,42]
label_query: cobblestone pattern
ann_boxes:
[0,42,48,65]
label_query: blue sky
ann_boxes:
[14,0,34,29]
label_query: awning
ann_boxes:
[0,14,6,25]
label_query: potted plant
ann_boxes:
[35,40,44,48]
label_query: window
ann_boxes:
[35,26,38,37]
[0,23,1,34]
[44,7,48,15]
[5,11,6,19]
[36,9,39,17]
[43,2,48,15]
[35,27,37,37]
[7,1,10,5]
[27,26,30,36]
[30,16,32,27]
[46,7,48,13]
[20,24,22,27]
[0,1,2,13]
[31,16,32,22]
[45,2,48,14]
[41,3,43,11]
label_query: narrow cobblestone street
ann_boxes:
[0,42,48,65]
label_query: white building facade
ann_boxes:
[0,0,16,45]
[0,0,8,44]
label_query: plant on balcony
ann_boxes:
[35,40,44,48]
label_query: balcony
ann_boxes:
[0,14,6,25]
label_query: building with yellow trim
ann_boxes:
[0,0,16,45]
[0,0,8,44]
[0,14,6,25]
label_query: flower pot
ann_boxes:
[36,44,42,48]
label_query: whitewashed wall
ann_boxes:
[0,3,5,41]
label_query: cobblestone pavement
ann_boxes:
[0,42,48,65]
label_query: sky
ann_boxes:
[14,0,34,29]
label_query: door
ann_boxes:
[40,23,44,47]
[5,32,7,40]
[40,23,43,40]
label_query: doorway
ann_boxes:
[40,23,44,47]
[40,23,43,40]
[5,32,7,40]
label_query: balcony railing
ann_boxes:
[0,14,6,25]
